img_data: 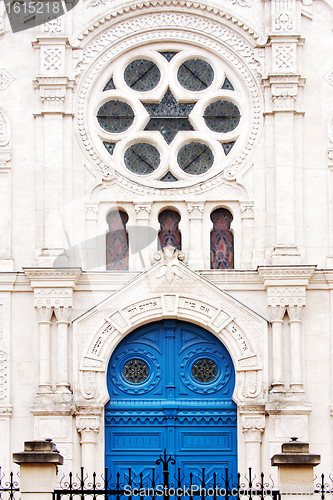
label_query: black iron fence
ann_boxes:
[53,451,281,500]
[0,467,20,499]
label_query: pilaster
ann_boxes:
[0,108,13,271]
[32,34,76,265]
[262,0,305,264]
[134,204,152,271]
[186,202,204,269]
[240,202,254,269]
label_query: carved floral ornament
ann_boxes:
[74,254,267,407]
[73,2,263,185]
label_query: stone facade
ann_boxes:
[0,0,333,481]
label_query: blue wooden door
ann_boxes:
[105,320,237,482]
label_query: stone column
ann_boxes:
[268,305,286,392]
[240,202,254,269]
[271,440,320,494]
[36,307,53,394]
[287,305,305,392]
[76,414,100,476]
[186,202,204,269]
[54,307,71,393]
[134,204,152,270]
[242,414,265,476]
[13,440,63,500]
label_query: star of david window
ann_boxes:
[92,44,249,186]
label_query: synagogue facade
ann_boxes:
[0,0,333,482]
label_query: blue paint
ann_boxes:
[105,320,237,482]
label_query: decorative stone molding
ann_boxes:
[186,202,205,220]
[0,69,14,91]
[54,306,71,323]
[0,108,10,168]
[134,204,152,220]
[240,202,254,219]
[154,246,185,283]
[76,412,101,443]
[259,266,315,308]
[36,306,53,323]
[73,0,263,46]
[242,414,265,439]
[33,76,75,115]
[0,350,7,401]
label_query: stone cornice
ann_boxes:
[23,268,82,289]
[258,266,316,288]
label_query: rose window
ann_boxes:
[91,44,249,186]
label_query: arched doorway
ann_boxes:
[105,320,237,480]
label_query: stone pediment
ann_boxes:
[73,247,268,407]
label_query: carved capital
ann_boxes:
[76,414,101,444]
[240,202,254,219]
[186,202,204,220]
[54,306,71,323]
[242,414,265,441]
[135,204,152,219]
[36,306,53,323]
[268,304,285,322]
[287,304,304,322]
[85,203,99,221]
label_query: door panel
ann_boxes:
[105,320,237,481]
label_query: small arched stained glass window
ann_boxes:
[97,101,134,133]
[177,59,214,91]
[123,359,149,384]
[192,358,218,383]
[106,210,129,270]
[124,143,160,175]
[124,59,160,91]
[177,142,214,175]
[210,208,233,270]
[158,210,181,250]
[204,100,240,133]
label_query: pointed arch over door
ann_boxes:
[105,320,237,480]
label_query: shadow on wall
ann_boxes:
[52,227,158,270]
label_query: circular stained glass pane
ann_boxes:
[124,143,160,175]
[177,142,214,175]
[204,100,240,133]
[123,359,149,384]
[177,59,214,91]
[97,101,134,133]
[124,59,161,91]
[192,358,218,383]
